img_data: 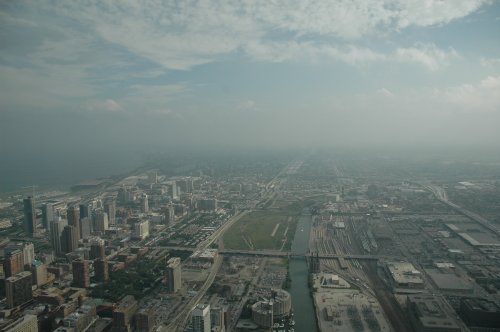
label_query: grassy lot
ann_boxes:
[223,210,298,251]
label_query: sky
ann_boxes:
[1,0,500,155]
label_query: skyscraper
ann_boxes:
[61,225,78,254]
[166,257,181,293]
[72,258,90,288]
[94,210,109,233]
[133,220,149,240]
[49,219,63,256]
[3,249,24,278]
[41,202,54,230]
[89,237,105,260]
[94,258,109,283]
[142,193,149,213]
[5,271,33,308]
[80,217,92,238]
[164,205,175,224]
[23,196,36,236]
[104,199,116,225]
[67,205,81,240]
[191,304,211,332]
[79,202,92,220]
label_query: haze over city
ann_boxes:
[2,1,500,153]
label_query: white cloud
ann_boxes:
[480,57,500,66]
[434,75,500,112]
[395,43,458,70]
[237,100,259,112]
[394,0,490,28]
[45,0,487,70]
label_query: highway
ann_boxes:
[161,255,223,332]
[422,183,500,235]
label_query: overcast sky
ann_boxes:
[1,0,500,153]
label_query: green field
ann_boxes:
[223,210,298,251]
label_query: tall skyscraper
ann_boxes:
[72,259,90,288]
[166,257,181,293]
[23,196,36,236]
[79,202,92,220]
[142,194,149,213]
[133,220,149,240]
[5,271,33,308]
[191,304,211,332]
[164,205,175,224]
[41,203,54,230]
[80,217,92,238]
[104,199,116,225]
[3,249,24,278]
[94,258,109,283]
[210,306,226,332]
[61,225,78,254]
[49,219,64,256]
[67,205,81,240]
[94,210,109,233]
[89,237,105,260]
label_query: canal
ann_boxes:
[289,209,318,331]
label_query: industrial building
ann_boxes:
[406,294,462,332]
[386,261,424,289]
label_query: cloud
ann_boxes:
[480,57,500,66]
[237,100,258,112]
[434,75,500,112]
[395,43,458,70]
[42,0,487,70]
[394,0,490,28]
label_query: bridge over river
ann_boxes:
[218,249,394,261]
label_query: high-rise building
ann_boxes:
[4,314,38,332]
[3,249,24,278]
[62,303,97,332]
[72,259,90,288]
[6,271,33,308]
[49,219,64,256]
[142,194,149,213]
[164,205,175,224]
[94,258,109,282]
[67,205,81,240]
[90,237,105,260]
[31,260,48,287]
[80,217,92,238]
[21,242,35,268]
[113,295,138,331]
[133,220,149,240]
[210,306,226,332]
[23,196,36,236]
[104,199,116,225]
[167,183,178,199]
[79,202,92,220]
[94,210,109,233]
[191,304,211,332]
[197,198,218,212]
[166,257,181,293]
[135,308,154,332]
[61,225,78,254]
[41,203,54,230]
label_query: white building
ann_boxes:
[134,220,149,240]
[191,304,211,332]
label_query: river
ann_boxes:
[289,210,318,331]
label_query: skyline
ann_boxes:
[1,1,500,153]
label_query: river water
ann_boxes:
[289,210,318,331]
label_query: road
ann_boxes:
[422,183,500,235]
[161,255,223,332]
